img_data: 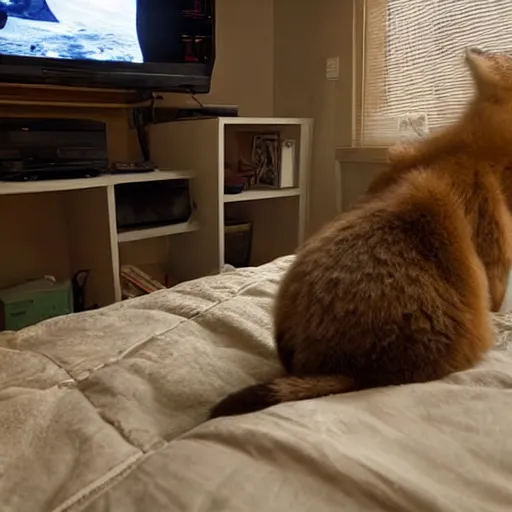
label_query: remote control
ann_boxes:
[110,161,155,174]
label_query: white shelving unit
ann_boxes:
[149,117,313,281]
[0,117,312,311]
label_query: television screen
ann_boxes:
[0,0,215,92]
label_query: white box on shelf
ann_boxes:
[280,139,296,188]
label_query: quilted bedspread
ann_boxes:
[0,255,512,511]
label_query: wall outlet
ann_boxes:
[397,112,429,140]
[326,57,339,80]
[409,112,428,135]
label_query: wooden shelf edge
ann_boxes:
[117,219,199,243]
[0,83,153,109]
[0,99,152,109]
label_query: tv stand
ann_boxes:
[0,110,313,316]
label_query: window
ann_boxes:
[358,0,512,147]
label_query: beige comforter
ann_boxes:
[1,255,512,512]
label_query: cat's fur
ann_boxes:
[210,48,512,419]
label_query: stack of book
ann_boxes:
[120,265,166,299]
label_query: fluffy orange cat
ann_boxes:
[210,48,512,418]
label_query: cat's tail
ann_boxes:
[209,374,357,419]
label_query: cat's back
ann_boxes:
[281,169,478,303]
[274,169,491,379]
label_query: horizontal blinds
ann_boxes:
[360,0,512,146]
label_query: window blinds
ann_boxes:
[360,0,512,147]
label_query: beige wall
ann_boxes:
[158,0,275,116]
[274,0,354,234]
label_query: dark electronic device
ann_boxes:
[0,118,108,181]
[110,161,155,174]
[115,179,193,230]
[0,0,215,93]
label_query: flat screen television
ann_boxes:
[0,0,215,93]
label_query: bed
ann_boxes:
[1,255,512,512]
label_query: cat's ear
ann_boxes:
[465,47,500,97]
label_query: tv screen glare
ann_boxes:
[0,0,215,93]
